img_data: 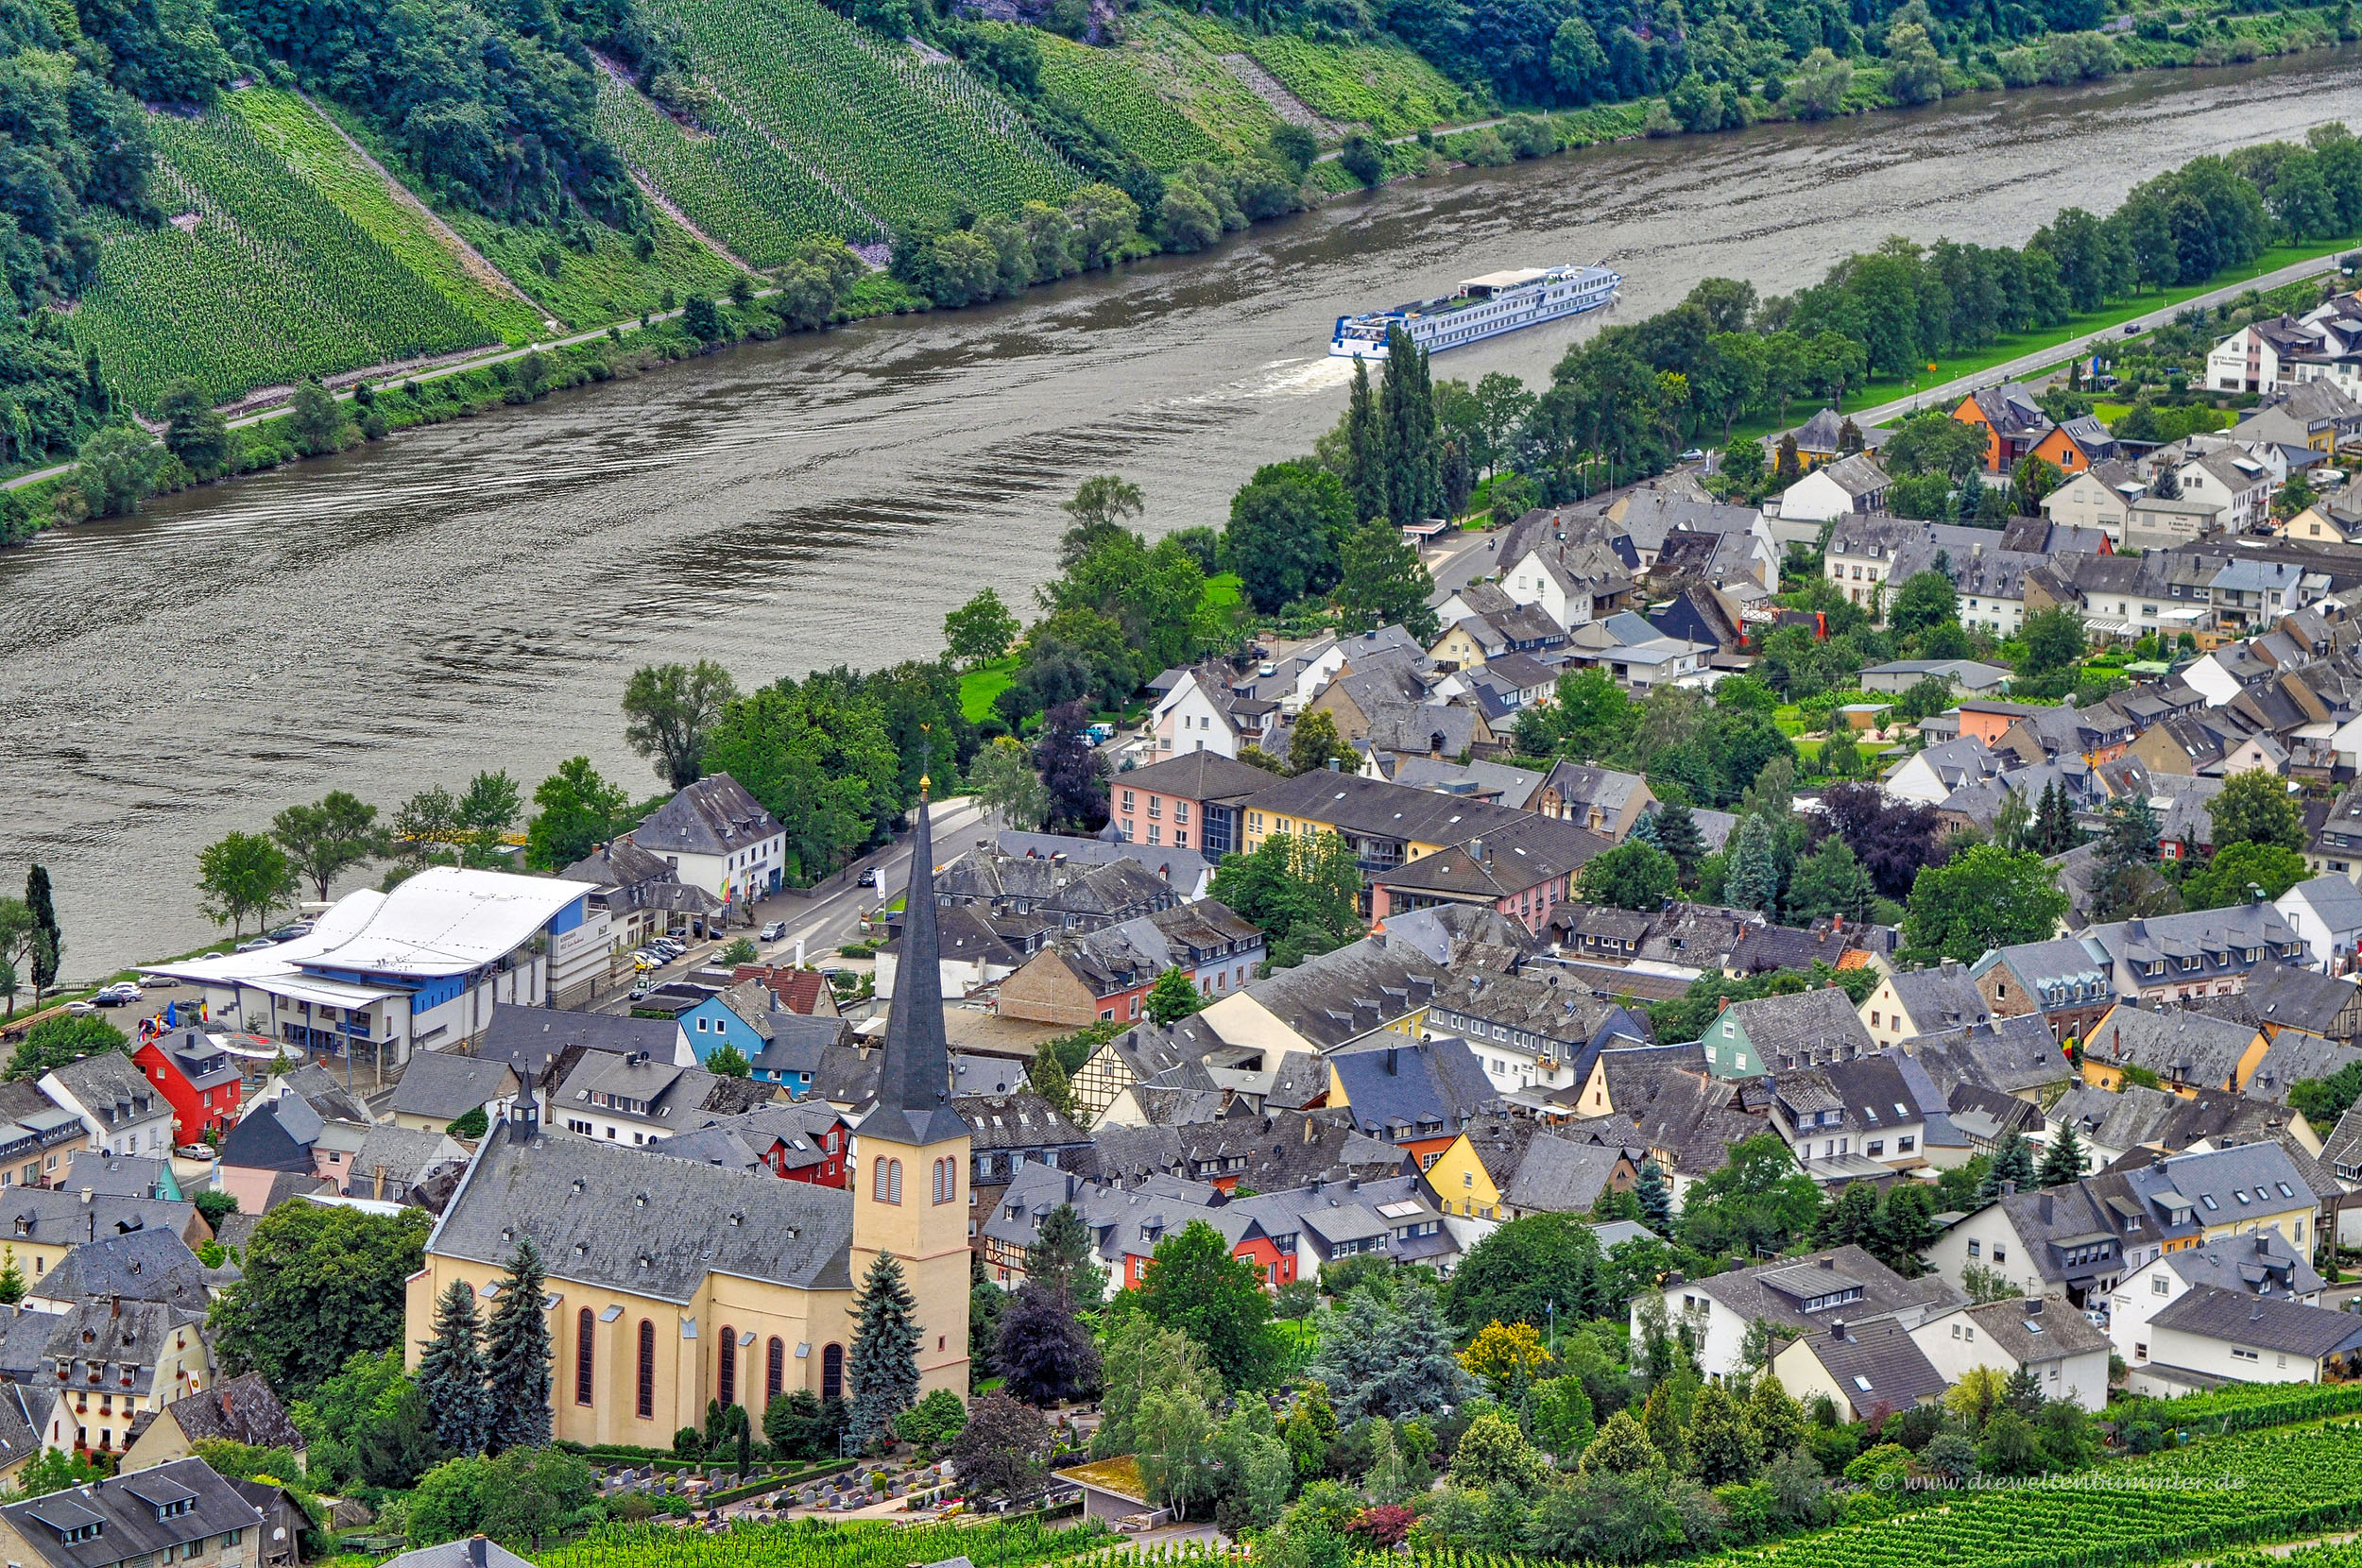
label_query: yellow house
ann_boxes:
[405,797,973,1444]
[1422,1130,1506,1219]
[1420,1116,1635,1220]
[2283,504,2357,545]
[120,1372,305,1474]
[0,1194,211,1290]
[2078,1005,2269,1099]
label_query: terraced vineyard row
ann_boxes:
[223,88,547,346]
[644,0,1081,230]
[593,69,878,264]
[76,103,507,411]
[1169,9,1483,135]
[1034,29,1229,171]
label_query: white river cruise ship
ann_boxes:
[1329,264,1621,359]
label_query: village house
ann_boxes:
[0,1457,265,1568]
[1771,1317,1949,1423]
[1858,962,1992,1051]
[1640,1245,1966,1381]
[2138,1285,2362,1389]
[2080,1004,2270,1097]
[1775,453,1890,523]
[2105,1231,2319,1374]
[1953,382,2054,473]
[1112,750,1280,858]
[1699,988,1875,1079]
[1910,1297,2111,1412]
[995,900,1264,1026]
[628,774,787,921]
[128,1031,241,1150]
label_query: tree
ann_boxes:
[1339,133,1384,186]
[1290,710,1356,775]
[682,295,723,342]
[23,868,60,995]
[1450,1410,1546,1490]
[2037,1122,2085,1187]
[1305,1283,1466,1422]
[1026,1203,1108,1304]
[1982,1131,2038,1200]
[706,1043,752,1078]
[2209,768,2304,851]
[1578,1409,1661,1475]
[1095,1315,1225,1457]
[1209,829,1362,956]
[6,1014,128,1082]
[1578,842,1678,911]
[1335,520,1438,642]
[1282,1381,1337,1478]
[945,588,1021,669]
[158,379,234,478]
[623,660,739,789]
[895,1388,967,1456]
[1686,1381,1758,1485]
[968,736,1051,833]
[272,792,385,899]
[1905,844,2068,962]
[1635,1161,1672,1233]
[523,758,631,872]
[1888,571,1960,639]
[995,1284,1100,1405]
[210,1202,433,1401]
[196,831,297,936]
[1786,835,1874,925]
[1444,1213,1608,1333]
[294,1348,444,1491]
[1460,1320,1553,1390]
[1226,461,1352,613]
[2182,840,2310,910]
[1059,474,1146,567]
[289,381,349,455]
[1145,966,1206,1027]
[847,1251,921,1444]
[1652,805,1706,882]
[483,1238,552,1453]
[1723,814,1783,918]
[0,1246,25,1306]
[950,1391,1051,1501]
[1744,1372,1806,1460]
[1135,1219,1283,1390]
[70,425,166,518]
[454,771,522,863]
[2018,607,2086,679]
[417,1278,495,1456]
[1035,701,1109,832]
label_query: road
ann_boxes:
[1848,246,2354,429]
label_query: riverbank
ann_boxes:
[9,35,2361,544]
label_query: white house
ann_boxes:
[1500,548,1596,631]
[39,1052,174,1159]
[1150,668,1242,760]
[1910,1297,2112,1411]
[2208,319,2310,396]
[1857,962,1991,1051]
[2040,469,2140,543]
[2137,1284,2362,1390]
[2277,875,2362,973]
[1883,735,2007,808]
[1636,1246,1967,1381]
[2107,1232,2320,1375]
[1776,454,1891,524]
[629,774,789,916]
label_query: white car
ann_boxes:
[174,1144,213,1161]
[760,922,786,942]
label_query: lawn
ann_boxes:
[959,656,1019,723]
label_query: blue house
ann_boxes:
[676,982,844,1094]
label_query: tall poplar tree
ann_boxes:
[1379,329,1440,526]
[484,1238,553,1453]
[22,870,58,993]
[418,1278,495,1455]
[847,1252,921,1445]
[1346,358,1390,526]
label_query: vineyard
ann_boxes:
[1033,28,1231,171]
[2112,1379,2362,1433]
[593,70,881,265]
[222,90,547,348]
[75,101,508,411]
[531,1516,1254,1568]
[1167,9,1484,137]
[644,0,1082,231]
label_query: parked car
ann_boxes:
[135,974,177,989]
[267,922,313,942]
[234,937,276,953]
[1680,447,1704,462]
[63,1000,95,1016]
[1084,723,1116,746]
[629,978,654,998]
[760,921,786,942]
[93,982,141,1007]
[174,1144,213,1161]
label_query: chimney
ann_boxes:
[2000,1179,2017,1198]
[1829,1320,1847,1341]
[1819,1256,1836,1270]
[470,1538,489,1568]
[1385,1045,1398,1076]
[79,1189,91,1205]
[1303,1116,1317,1146]
[2024,1297,2043,1316]
[1327,758,1341,772]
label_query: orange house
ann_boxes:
[2029,415,2119,477]
[1955,700,2043,744]
[1953,383,2052,473]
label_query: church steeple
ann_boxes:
[870,788,967,1146]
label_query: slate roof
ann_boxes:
[145,1029,238,1094]
[45,1053,163,1135]
[472,1005,681,1082]
[0,1190,195,1252]
[0,1457,264,1568]
[2049,1082,2286,1157]
[60,1154,177,1202]
[2163,1230,2321,1300]
[633,774,781,859]
[389,1052,518,1123]
[2150,1283,2362,1358]
[1328,1036,1498,1140]
[1240,937,1447,1050]
[2244,1029,2362,1105]
[343,1125,469,1200]
[1960,1296,2111,1361]
[1887,965,1993,1032]
[1722,988,1876,1062]
[1371,814,1610,898]
[158,1372,305,1452]
[1502,1134,1632,1214]
[24,1227,231,1312]
[375,1541,541,1568]
[2082,1007,2264,1089]
[955,1093,1090,1153]
[1687,1245,1965,1332]
[1784,1316,1947,1409]
[427,1121,855,1301]
[1117,750,1289,804]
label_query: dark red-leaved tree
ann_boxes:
[1035,701,1109,833]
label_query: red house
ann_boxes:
[132,1027,243,1145]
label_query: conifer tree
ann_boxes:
[2037,1122,2086,1188]
[484,1237,553,1453]
[1686,1381,1758,1485]
[1577,1408,1660,1475]
[1635,1161,1673,1233]
[1980,1130,2038,1200]
[1652,805,1705,882]
[1024,1204,1107,1304]
[1723,815,1782,917]
[419,1278,495,1455]
[1379,329,1439,526]
[24,869,59,992]
[1743,1372,1805,1460]
[847,1251,922,1445]
[1346,358,1390,526]
[0,1246,26,1306]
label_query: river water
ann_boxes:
[9,55,2362,977]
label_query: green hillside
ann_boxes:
[1164,8,1485,137]
[594,70,880,266]
[73,95,520,411]
[1033,26,1240,171]
[641,0,1084,231]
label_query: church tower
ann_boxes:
[847,786,972,1400]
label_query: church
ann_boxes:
[403,796,971,1442]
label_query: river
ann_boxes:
[8,54,2362,978]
